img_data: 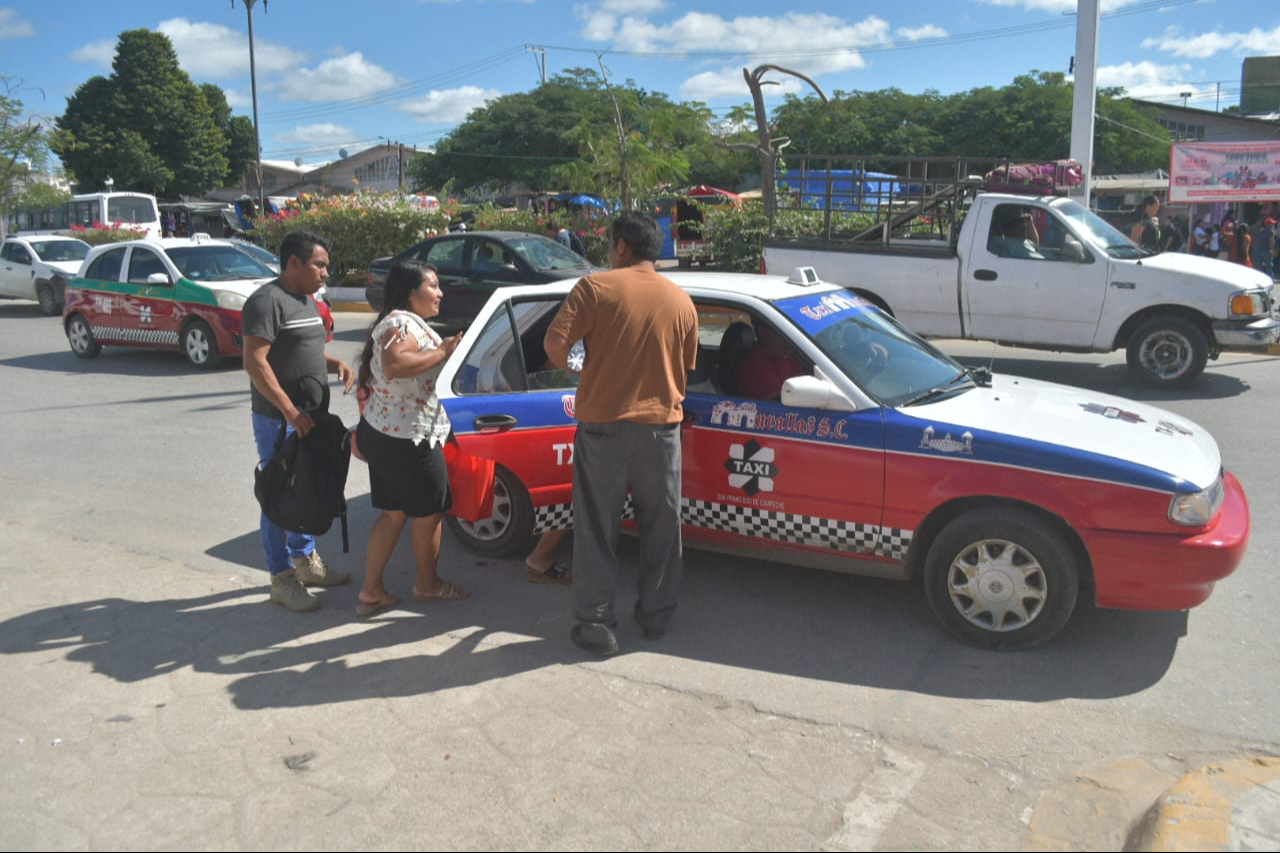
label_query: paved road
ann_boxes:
[0,304,1275,850]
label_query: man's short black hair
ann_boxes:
[610,211,662,262]
[279,230,330,270]
[544,220,560,231]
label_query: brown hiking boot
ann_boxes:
[270,568,321,612]
[292,551,350,587]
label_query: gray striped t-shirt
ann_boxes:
[242,279,328,419]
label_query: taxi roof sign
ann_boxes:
[787,266,821,286]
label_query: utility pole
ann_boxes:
[232,0,267,217]
[1068,0,1099,209]
[526,45,547,85]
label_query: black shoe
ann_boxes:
[571,622,619,657]
[633,603,665,640]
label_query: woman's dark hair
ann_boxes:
[356,260,438,393]
[1142,195,1159,211]
[610,211,663,262]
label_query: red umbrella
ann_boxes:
[685,185,742,201]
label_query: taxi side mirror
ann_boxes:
[146,272,173,286]
[781,375,857,411]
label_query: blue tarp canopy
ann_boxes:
[776,169,902,211]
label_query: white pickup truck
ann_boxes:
[0,235,91,316]
[764,192,1279,386]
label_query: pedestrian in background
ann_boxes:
[1234,221,1254,269]
[544,212,698,657]
[1252,218,1274,277]
[1129,195,1161,252]
[243,230,354,612]
[353,260,468,617]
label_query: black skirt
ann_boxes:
[357,418,453,517]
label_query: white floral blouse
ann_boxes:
[364,310,451,447]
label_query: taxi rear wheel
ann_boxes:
[923,507,1079,650]
[444,465,535,557]
[66,314,101,359]
[183,320,223,369]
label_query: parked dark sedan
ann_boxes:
[365,231,598,332]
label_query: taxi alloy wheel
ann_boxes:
[923,507,1079,650]
[183,319,223,369]
[66,314,101,359]
[444,465,535,557]
[1126,316,1208,387]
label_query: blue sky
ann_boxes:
[3,0,1276,166]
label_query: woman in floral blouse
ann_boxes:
[353,260,467,616]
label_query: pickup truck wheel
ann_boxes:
[66,314,101,359]
[923,507,1079,650]
[182,319,224,369]
[444,464,535,557]
[1126,316,1208,387]
[36,281,61,316]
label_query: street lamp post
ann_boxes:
[1180,91,1193,109]
[232,0,267,217]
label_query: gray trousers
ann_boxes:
[572,420,683,630]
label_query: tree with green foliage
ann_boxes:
[1,78,64,234]
[201,84,257,189]
[52,29,231,197]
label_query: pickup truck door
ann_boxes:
[964,203,1105,348]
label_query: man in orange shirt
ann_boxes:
[545,212,699,656]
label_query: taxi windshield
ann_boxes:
[775,290,974,408]
[166,245,275,282]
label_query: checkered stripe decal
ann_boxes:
[534,496,913,559]
[534,495,634,534]
[92,325,180,346]
[682,500,911,559]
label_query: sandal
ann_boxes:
[355,593,399,618]
[526,560,572,586]
[412,581,471,602]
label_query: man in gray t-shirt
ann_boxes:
[242,230,354,612]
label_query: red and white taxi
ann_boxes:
[63,235,333,368]
[433,270,1249,649]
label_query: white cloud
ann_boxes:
[578,11,889,101]
[69,39,115,67]
[0,7,34,39]
[897,25,948,41]
[274,123,361,147]
[158,18,304,79]
[399,86,502,123]
[69,18,303,78]
[222,88,251,110]
[275,52,400,102]
[976,0,1146,11]
[1095,60,1214,101]
[1142,25,1280,59]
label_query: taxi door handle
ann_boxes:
[474,414,517,434]
[974,269,998,281]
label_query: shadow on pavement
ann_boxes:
[0,519,1186,710]
[949,353,1254,401]
[0,347,243,377]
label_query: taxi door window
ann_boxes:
[85,247,126,282]
[127,248,167,284]
[452,304,525,395]
[513,299,579,390]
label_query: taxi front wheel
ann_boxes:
[183,320,223,369]
[445,465,535,557]
[923,507,1079,650]
[66,314,101,359]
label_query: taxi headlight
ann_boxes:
[214,290,248,311]
[1168,477,1225,527]
[1229,290,1266,317]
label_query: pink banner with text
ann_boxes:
[1169,142,1280,202]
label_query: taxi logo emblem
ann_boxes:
[725,439,777,495]
[919,426,973,455]
[139,305,153,325]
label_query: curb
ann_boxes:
[1267,343,1280,355]
[329,301,375,313]
[1127,756,1280,851]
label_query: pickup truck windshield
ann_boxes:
[777,291,973,407]
[29,240,89,263]
[1054,199,1144,260]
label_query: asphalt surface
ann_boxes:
[0,303,1276,851]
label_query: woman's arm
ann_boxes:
[380,328,462,380]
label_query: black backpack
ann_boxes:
[253,377,351,552]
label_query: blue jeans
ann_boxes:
[252,412,315,575]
